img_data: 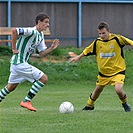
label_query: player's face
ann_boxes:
[39,18,49,31]
[98,28,110,40]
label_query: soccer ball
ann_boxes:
[59,101,74,114]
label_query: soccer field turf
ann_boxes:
[0,83,132,133]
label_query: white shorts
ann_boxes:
[8,62,44,84]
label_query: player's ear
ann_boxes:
[38,20,41,24]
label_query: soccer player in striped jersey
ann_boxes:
[0,12,59,112]
[69,21,132,112]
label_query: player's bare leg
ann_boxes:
[0,83,18,102]
[39,74,48,84]
[82,85,105,110]
[6,83,18,92]
[115,83,131,112]
[91,85,105,100]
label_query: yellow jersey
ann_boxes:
[83,33,133,76]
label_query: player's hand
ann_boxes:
[69,53,84,63]
[12,49,19,54]
[68,56,79,63]
[51,39,59,50]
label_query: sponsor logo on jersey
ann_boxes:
[19,28,24,35]
[100,52,115,58]
[110,44,114,49]
[28,43,37,54]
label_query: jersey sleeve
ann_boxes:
[16,27,34,36]
[83,40,96,56]
[37,41,47,52]
[37,33,47,52]
[117,35,133,46]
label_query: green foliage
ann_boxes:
[0,56,10,84]
[0,47,133,85]
[30,51,97,85]
[49,46,83,58]
[31,59,97,85]
[123,48,133,83]
[0,46,12,55]
[49,47,63,56]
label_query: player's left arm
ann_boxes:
[39,39,59,57]
[118,35,133,46]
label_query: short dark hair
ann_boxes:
[97,21,110,31]
[35,13,49,24]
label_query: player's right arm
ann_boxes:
[11,28,19,54]
[69,53,84,63]
[69,41,96,63]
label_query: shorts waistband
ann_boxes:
[99,70,125,77]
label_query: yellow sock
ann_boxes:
[87,97,95,107]
[120,95,127,104]
[120,98,127,104]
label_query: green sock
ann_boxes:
[0,87,10,102]
[23,80,44,102]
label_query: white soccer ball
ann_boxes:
[59,101,74,114]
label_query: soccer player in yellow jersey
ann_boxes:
[69,21,132,112]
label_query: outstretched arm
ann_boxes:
[39,39,59,57]
[11,28,19,54]
[69,52,84,63]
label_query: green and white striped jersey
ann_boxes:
[10,26,47,64]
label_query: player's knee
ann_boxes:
[115,83,123,94]
[39,74,48,84]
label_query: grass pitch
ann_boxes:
[0,83,132,133]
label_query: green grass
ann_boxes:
[0,84,132,133]
[0,47,133,133]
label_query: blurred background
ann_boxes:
[0,0,133,47]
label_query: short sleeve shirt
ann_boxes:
[83,34,133,76]
[10,26,47,64]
